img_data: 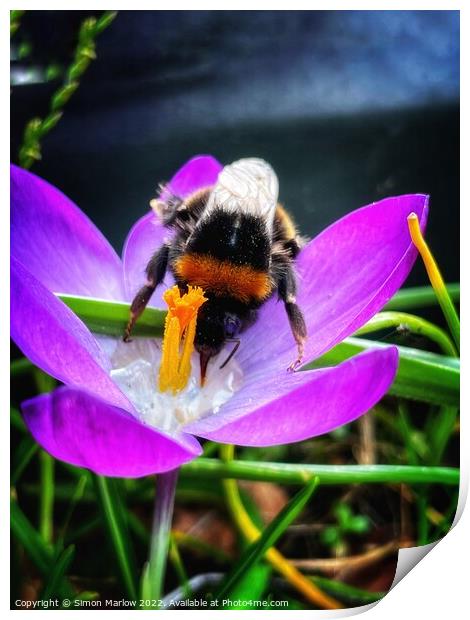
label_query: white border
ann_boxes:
[5,3,465,617]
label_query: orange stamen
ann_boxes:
[158,286,207,393]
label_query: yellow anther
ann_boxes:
[158,286,207,393]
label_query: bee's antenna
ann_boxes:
[219,339,241,369]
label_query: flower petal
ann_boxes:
[22,387,202,477]
[122,212,172,307]
[122,155,223,303]
[11,165,124,300]
[185,347,398,446]
[239,194,428,373]
[11,257,131,411]
[165,154,223,198]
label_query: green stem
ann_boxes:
[355,311,457,357]
[33,370,56,547]
[384,284,459,311]
[181,458,459,486]
[18,11,117,169]
[39,451,55,546]
[142,468,179,604]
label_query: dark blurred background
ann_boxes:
[11,10,459,287]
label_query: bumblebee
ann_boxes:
[124,158,307,383]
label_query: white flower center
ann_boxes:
[102,338,243,436]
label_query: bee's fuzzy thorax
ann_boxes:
[174,253,273,303]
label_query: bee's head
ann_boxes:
[195,300,242,385]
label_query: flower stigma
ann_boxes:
[159,285,208,393]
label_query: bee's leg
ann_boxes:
[150,189,184,226]
[123,244,170,342]
[276,262,307,371]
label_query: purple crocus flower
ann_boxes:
[11,156,428,478]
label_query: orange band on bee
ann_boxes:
[174,254,273,302]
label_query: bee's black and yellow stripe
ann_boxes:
[174,253,272,303]
[172,202,299,304]
[172,208,273,303]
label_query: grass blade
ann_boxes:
[10,500,73,597]
[310,337,459,407]
[216,477,319,599]
[10,406,27,431]
[11,499,52,575]
[11,436,38,485]
[93,476,138,601]
[40,545,75,600]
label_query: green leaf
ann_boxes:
[426,406,459,465]
[10,10,25,23]
[309,337,459,407]
[348,515,370,534]
[57,474,89,547]
[40,545,75,601]
[310,576,385,605]
[11,436,38,485]
[18,41,32,59]
[57,293,165,337]
[23,117,42,141]
[10,500,73,597]
[41,111,63,134]
[181,458,459,486]
[221,489,272,607]
[93,476,138,601]
[68,57,91,81]
[10,500,52,575]
[384,283,459,311]
[45,63,62,81]
[51,82,79,111]
[216,477,319,600]
[95,10,118,34]
[321,526,339,546]
[334,503,352,528]
[10,406,27,432]
[10,358,35,377]
[226,564,272,609]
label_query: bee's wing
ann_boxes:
[203,158,279,232]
